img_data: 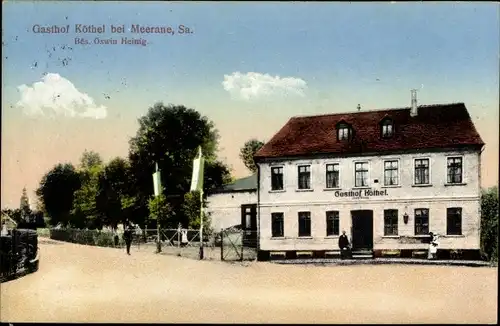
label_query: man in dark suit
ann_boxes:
[338,230,351,259]
[123,221,133,255]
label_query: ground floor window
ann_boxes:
[414,208,429,235]
[326,211,339,236]
[384,209,398,236]
[298,212,311,237]
[271,213,284,237]
[447,208,462,235]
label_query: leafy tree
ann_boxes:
[480,186,498,261]
[32,210,46,228]
[34,199,50,226]
[148,194,175,228]
[182,191,212,233]
[19,187,32,221]
[120,195,142,226]
[204,160,232,191]
[128,103,231,225]
[96,157,131,229]
[71,152,104,229]
[1,209,13,216]
[80,150,103,170]
[239,139,265,173]
[1,209,13,220]
[2,208,22,225]
[36,163,81,227]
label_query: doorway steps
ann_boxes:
[351,249,374,259]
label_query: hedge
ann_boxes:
[49,229,125,248]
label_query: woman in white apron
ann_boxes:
[428,233,439,260]
[181,229,188,247]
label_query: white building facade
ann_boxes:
[254,102,484,260]
[206,191,256,231]
[206,175,257,232]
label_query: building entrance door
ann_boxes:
[351,210,374,250]
[241,204,257,248]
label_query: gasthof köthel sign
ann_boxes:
[334,189,389,198]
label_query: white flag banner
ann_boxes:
[152,163,162,197]
[190,147,205,192]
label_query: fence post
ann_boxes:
[177,225,181,249]
[240,230,244,261]
[220,228,224,261]
[137,231,140,250]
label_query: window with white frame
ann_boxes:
[414,208,429,235]
[447,157,463,184]
[271,212,284,237]
[298,165,311,189]
[326,211,340,236]
[381,119,394,138]
[384,209,398,236]
[337,123,351,141]
[326,163,339,189]
[384,160,399,186]
[355,162,369,187]
[414,158,430,185]
[298,212,311,237]
[271,166,284,190]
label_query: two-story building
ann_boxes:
[254,100,484,260]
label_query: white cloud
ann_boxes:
[222,72,307,100]
[16,73,107,119]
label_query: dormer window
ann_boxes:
[381,118,394,138]
[337,122,352,141]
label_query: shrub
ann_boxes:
[49,228,125,248]
[73,230,94,245]
[37,228,50,238]
[50,229,71,242]
[94,232,116,247]
[480,186,499,262]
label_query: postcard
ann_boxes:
[1,1,498,324]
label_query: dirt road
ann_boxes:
[1,240,497,323]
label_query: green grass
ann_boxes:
[36,228,50,238]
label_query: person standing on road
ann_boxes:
[181,228,188,247]
[123,221,134,255]
[427,232,434,259]
[338,230,351,259]
[428,232,439,260]
[113,227,119,247]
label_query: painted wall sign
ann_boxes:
[334,189,388,198]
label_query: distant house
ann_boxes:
[1,212,17,234]
[206,174,257,232]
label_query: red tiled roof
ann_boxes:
[254,103,484,159]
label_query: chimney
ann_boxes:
[357,104,361,112]
[410,89,418,117]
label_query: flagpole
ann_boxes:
[156,197,161,253]
[199,188,204,260]
[155,162,161,253]
[190,146,205,260]
[199,146,204,260]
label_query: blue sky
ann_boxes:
[1,1,499,207]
